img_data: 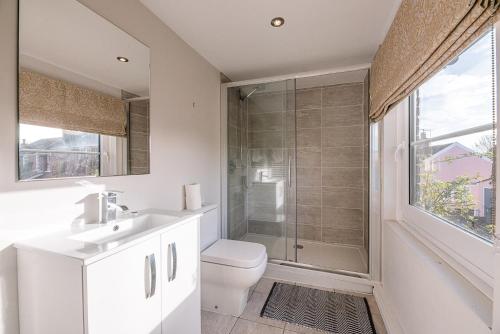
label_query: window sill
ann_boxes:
[385,218,495,300]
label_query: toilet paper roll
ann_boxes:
[185,183,202,210]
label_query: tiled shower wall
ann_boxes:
[128,99,150,175]
[246,91,288,236]
[295,80,369,247]
[227,88,247,240]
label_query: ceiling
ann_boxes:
[140,0,401,81]
[20,0,150,97]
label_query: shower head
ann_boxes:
[240,86,263,101]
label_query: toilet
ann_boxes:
[199,207,267,317]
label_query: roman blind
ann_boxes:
[19,70,127,136]
[370,0,499,121]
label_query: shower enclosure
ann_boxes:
[222,70,370,276]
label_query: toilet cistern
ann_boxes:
[99,191,129,224]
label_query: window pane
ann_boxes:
[410,30,495,241]
[411,131,494,240]
[19,124,99,179]
[414,30,493,141]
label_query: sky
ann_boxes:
[417,30,494,151]
[19,123,62,144]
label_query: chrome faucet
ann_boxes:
[99,191,129,224]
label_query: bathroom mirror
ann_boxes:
[17,0,150,180]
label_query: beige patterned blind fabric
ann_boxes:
[370,0,499,121]
[19,70,127,136]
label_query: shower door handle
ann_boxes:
[288,155,292,188]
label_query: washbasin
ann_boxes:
[70,213,178,245]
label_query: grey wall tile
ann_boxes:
[323,83,363,106]
[297,168,321,187]
[297,129,321,148]
[297,187,321,206]
[322,228,363,245]
[363,167,369,190]
[228,166,245,187]
[249,112,283,132]
[296,88,322,110]
[322,147,362,167]
[248,93,284,114]
[297,109,321,128]
[322,105,362,127]
[130,113,148,131]
[322,168,363,188]
[322,207,363,229]
[297,205,321,225]
[248,220,282,237]
[296,224,322,241]
[228,186,245,210]
[322,187,363,209]
[228,125,239,147]
[249,131,283,148]
[230,223,247,241]
[297,147,321,167]
[322,126,363,147]
[129,150,149,169]
[129,132,149,151]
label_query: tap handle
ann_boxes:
[101,190,123,197]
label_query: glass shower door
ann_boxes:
[285,79,297,262]
[226,79,297,262]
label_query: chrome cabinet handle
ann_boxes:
[144,254,156,299]
[167,243,173,281]
[144,255,151,298]
[149,254,156,298]
[172,242,177,281]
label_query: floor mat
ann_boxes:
[260,282,376,334]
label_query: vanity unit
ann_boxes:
[15,208,208,334]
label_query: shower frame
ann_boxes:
[220,63,379,280]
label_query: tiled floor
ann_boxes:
[242,234,368,273]
[201,278,387,334]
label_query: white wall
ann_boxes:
[375,102,493,334]
[0,0,221,333]
[378,221,491,334]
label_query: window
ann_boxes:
[19,124,100,180]
[409,30,496,241]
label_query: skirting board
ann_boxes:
[373,283,405,334]
[264,262,374,294]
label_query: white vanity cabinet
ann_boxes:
[85,236,162,334]
[161,219,201,334]
[17,217,201,334]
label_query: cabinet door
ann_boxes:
[85,236,162,334]
[161,218,200,334]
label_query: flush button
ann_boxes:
[113,225,119,231]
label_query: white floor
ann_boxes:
[241,233,368,274]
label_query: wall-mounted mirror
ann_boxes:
[18,0,150,181]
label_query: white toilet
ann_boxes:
[199,207,267,317]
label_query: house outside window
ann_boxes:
[409,30,495,241]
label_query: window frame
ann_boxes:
[17,124,102,180]
[395,25,499,290]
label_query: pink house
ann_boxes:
[424,142,493,217]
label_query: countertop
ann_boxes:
[14,205,216,265]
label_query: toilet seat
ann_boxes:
[201,239,266,268]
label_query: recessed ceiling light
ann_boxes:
[116,56,129,62]
[270,17,285,28]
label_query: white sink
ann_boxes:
[70,213,178,245]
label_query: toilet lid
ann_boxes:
[201,239,267,269]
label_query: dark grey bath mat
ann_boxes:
[260,282,376,334]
